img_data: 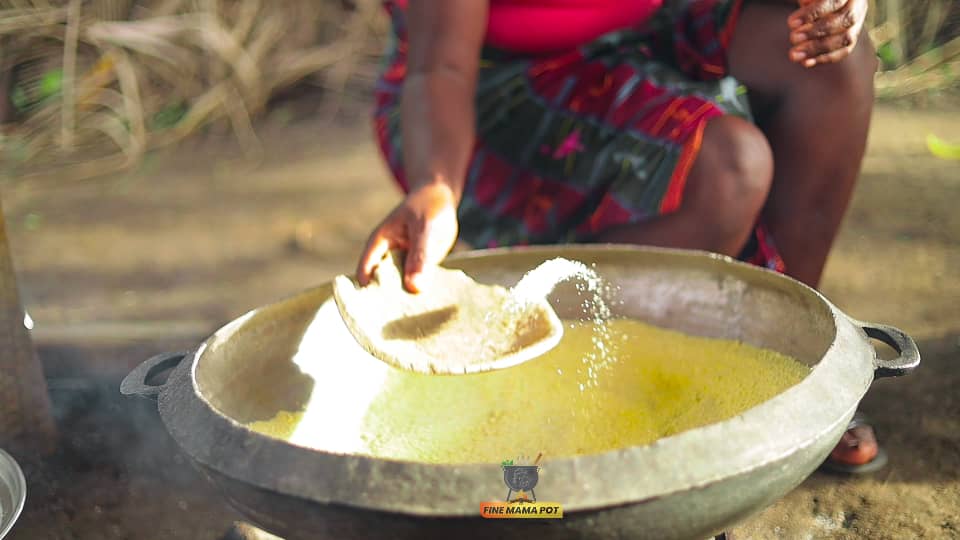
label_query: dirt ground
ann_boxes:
[1,95,958,539]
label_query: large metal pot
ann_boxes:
[0,448,26,540]
[121,246,919,540]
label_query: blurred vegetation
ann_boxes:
[0,0,388,181]
[0,0,955,181]
[870,0,960,99]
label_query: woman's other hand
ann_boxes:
[788,0,868,68]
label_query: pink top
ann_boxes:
[396,0,663,54]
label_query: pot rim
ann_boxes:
[0,448,26,540]
[155,245,896,517]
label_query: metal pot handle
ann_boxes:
[120,351,189,400]
[856,321,920,378]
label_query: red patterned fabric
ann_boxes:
[373,0,786,272]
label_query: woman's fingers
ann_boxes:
[790,7,856,45]
[788,0,867,67]
[804,46,858,67]
[790,31,856,65]
[403,207,458,293]
[403,221,429,293]
[788,0,848,29]
[356,229,395,286]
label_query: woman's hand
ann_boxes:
[787,0,868,68]
[356,183,459,293]
[354,1,483,293]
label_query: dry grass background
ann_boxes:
[871,0,960,99]
[0,0,955,183]
[0,0,388,181]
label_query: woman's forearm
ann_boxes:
[402,0,488,203]
[401,69,477,203]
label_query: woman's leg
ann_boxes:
[595,115,774,256]
[728,2,878,288]
[726,2,879,467]
[599,2,879,468]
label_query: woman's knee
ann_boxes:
[687,115,773,217]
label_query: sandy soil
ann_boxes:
[1,97,958,539]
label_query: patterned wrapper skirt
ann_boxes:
[372,0,786,272]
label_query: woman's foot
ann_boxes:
[831,424,879,465]
[822,413,889,474]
